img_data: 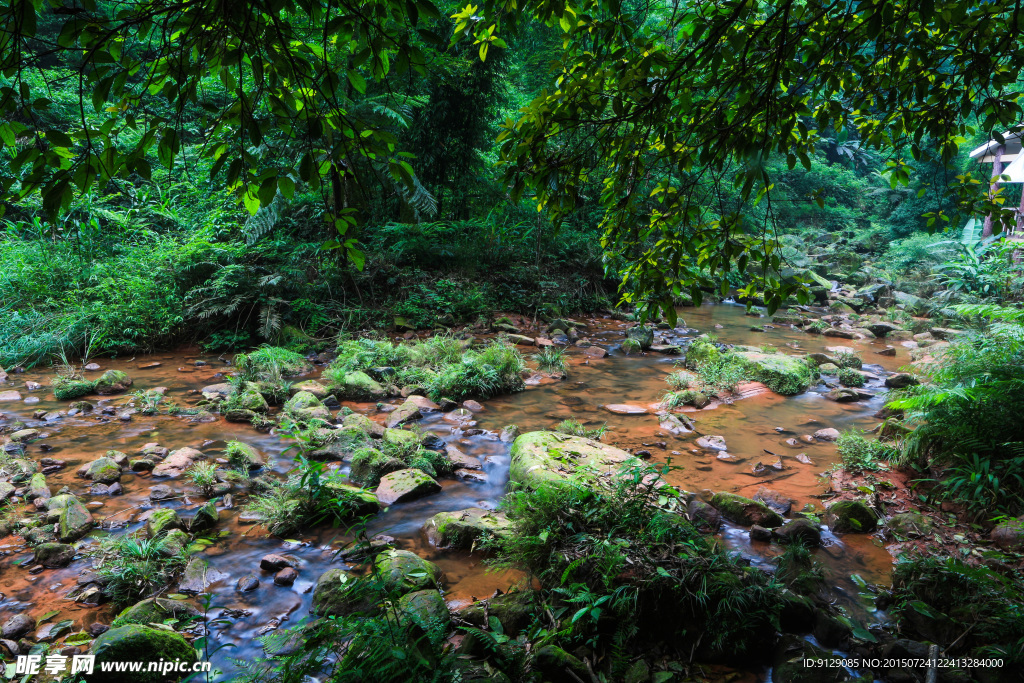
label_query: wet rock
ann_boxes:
[686,499,722,532]
[386,400,423,428]
[341,412,385,438]
[773,518,822,547]
[146,508,183,538]
[0,483,13,501]
[9,428,39,443]
[754,488,793,515]
[991,516,1024,549]
[499,424,521,442]
[419,432,446,451]
[626,325,654,350]
[0,390,21,402]
[90,625,197,683]
[106,482,124,496]
[1,615,33,639]
[603,403,648,414]
[152,446,204,477]
[659,413,694,435]
[179,557,209,594]
[886,511,934,538]
[95,369,133,395]
[584,346,608,358]
[697,435,728,451]
[444,444,482,470]
[423,508,511,550]
[710,492,784,528]
[237,574,260,592]
[27,473,50,502]
[116,598,200,626]
[375,469,441,506]
[462,400,483,412]
[824,499,877,533]
[130,459,155,472]
[825,387,861,402]
[884,372,919,388]
[812,428,840,441]
[274,567,298,586]
[929,327,966,341]
[396,589,450,630]
[375,549,442,593]
[34,542,75,567]
[260,554,295,571]
[58,498,93,542]
[161,529,190,556]
[510,431,637,490]
[749,525,773,542]
[875,346,897,356]
[188,499,219,532]
[149,484,175,501]
[79,457,122,484]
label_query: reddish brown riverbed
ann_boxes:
[0,304,911,679]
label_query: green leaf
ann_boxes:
[347,69,367,94]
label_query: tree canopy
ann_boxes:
[2,0,1023,316]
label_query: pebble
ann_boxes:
[236,574,260,592]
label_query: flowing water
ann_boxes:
[0,304,911,679]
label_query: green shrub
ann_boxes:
[94,535,187,607]
[838,367,865,387]
[235,345,311,381]
[534,346,567,373]
[186,461,219,495]
[836,430,896,472]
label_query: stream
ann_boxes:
[0,304,910,680]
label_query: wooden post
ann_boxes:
[982,144,1006,238]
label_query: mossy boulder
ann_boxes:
[374,549,442,594]
[423,507,511,550]
[333,370,386,400]
[161,529,191,556]
[323,482,380,518]
[395,589,450,631]
[27,472,50,501]
[824,499,877,533]
[95,369,133,395]
[534,645,589,681]
[733,352,815,395]
[283,390,331,422]
[383,427,418,448]
[114,598,201,627]
[34,542,75,567]
[990,516,1024,549]
[461,591,536,636]
[375,468,441,506]
[88,624,197,683]
[342,412,385,437]
[58,498,94,542]
[224,441,262,469]
[188,500,219,532]
[886,512,933,538]
[231,384,269,413]
[147,508,183,538]
[710,492,784,528]
[53,378,96,400]
[509,431,637,489]
[311,568,378,617]
[386,400,423,428]
[288,380,331,399]
[81,457,122,484]
[626,325,655,350]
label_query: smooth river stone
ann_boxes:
[603,404,648,415]
[0,391,21,402]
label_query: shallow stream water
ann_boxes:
[0,304,911,679]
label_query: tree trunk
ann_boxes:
[982,144,1006,238]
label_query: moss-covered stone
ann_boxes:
[710,492,784,528]
[58,498,93,542]
[374,549,442,594]
[626,325,654,350]
[95,369,133,395]
[53,377,96,400]
[288,380,331,399]
[733,351,815,395]
[395,589,450,631]
[34,542,75,567]
[88,624,197,683]
[375,468,441,506]
[147,508,183,538]
[310,568,378,617]
[82,457,122,484]
[283,390,332,422]
[333,370,386,400]
[386,400,423,428]
[231,384,269,413]
[509,431,637,489]
[824,499,877,533]
[27,472,50,501]
[188,500,219,532]
[310,427,372,462]
[342,412,385,437]
[423,507,511,550]
[114,598,201,627]
[461,591,536,636]
[886,512,933,538]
